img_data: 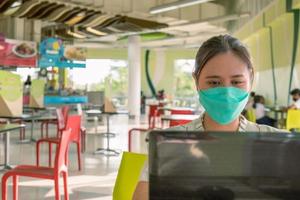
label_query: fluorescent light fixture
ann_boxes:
[149,0,213,14]
[86,27,107,36]
[11,1,21,8]
[67,30,86,39]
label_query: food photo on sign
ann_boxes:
[0,37,37,67]
[58,45,87,68]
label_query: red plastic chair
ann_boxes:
[41,106,69,138]
[128,128,150,152]
[1,128,72,200]
[170,109,194,115]
[80,126,86,153]
[36,115,82,171]
[148,104,158,128]
[169,119,192,127]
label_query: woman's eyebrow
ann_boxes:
[205,75,220,79]
[231,74,245,78]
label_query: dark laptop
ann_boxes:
[149,130,300,200]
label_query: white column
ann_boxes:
[128,35,141,119]
[33,20,42,42]
[14,18,25,40]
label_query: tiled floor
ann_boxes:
[0,113,149,199]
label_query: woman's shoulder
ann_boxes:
[166,115,204,131]
[245,120,287,132]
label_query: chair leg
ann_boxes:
[1,173,9,200]
[128,130,132,152]
[56,125,60,138]
[22,128,25,140]
[54,176,60,200]
[148,115,151,128]
[36,141,41,166]
[49,143,52,167]
[81,130,86,153]
[76,142,81,171]
[46,123,49,138]
[63,171,69,200]
[13,175,18,200]
[41,122,44,138]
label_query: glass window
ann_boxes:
[173,59,197,107]
[68,59,128,107]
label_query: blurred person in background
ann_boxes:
[288,88,300,109]
[254,95,276,127]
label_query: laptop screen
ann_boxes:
[149,131,300,200]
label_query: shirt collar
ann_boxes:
[191,112,248,132]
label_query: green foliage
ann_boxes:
[89,82,105,91]
[110,66,128,96]
[174,60,195,97]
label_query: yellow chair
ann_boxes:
[286,109,300,131]
[113,152,147,200]
[245,108,256,123]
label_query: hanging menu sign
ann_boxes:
[38,37,64,68]
[0,35,37,67]
[39,38,86,68]
[57,45,86,68]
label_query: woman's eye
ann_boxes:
[208,81,221,86]
[231,80,243,85]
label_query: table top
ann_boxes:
[268,107,287,113]
[0,123,26,133]
[161,114,200,121]
[23,106,46,111]
[158,107,195,112]
[0,113,56,121]
[86,109,102,115]
[102,110,129,115]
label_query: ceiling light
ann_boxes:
[11,1,21,8]
[67,30,86,39]
[149,0,213,14]
[86,27,107,36]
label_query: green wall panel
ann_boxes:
[87,48,128,59]
[293,0,300,9]
[264,0,286,25]
[270,13,293,68]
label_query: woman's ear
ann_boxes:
[192,73,199,90]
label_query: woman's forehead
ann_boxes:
[200,52,249,77]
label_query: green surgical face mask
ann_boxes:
[198,87,249,125]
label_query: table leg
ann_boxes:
[94,114,119,156]
[30,119,37,142]
[18,111,37,143]
[17,118,35,143]
[0,121,13,170]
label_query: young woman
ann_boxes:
[133,35,281,200]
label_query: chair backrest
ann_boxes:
[245,108,256,122]
[286,109,300,131]
[65,115,81,142]
[113,152,147,200]
[149,104,158,117]
[56,106,69,131]
[170,109,194,115]
[56,108,65,130]
[169,119,192,127]
[62,106,69,127]
[54,128,72,173]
